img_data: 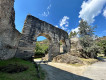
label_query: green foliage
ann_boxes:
[35,42,48,55]
[60,41,62,45]
[97,40,106,56]
[78,19,98,58]
[69,31,77,38]
[0,58,45,80]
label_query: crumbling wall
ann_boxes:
[16,15,71,61]
[0,0,21,60]
[0,0,70,60]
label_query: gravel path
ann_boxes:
[34,59,91,80]
[83,59,106,80]
[40,63,91,80]
[34,59,106,80]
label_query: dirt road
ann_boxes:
[35,59,106,80]
[40,63,91,80]
[83,59,106,80]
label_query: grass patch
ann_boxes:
[98,56,106,59]
[0,58,45,80]
[34,58,42,60]
[70,63,83,67]
[102,56,106,59]
[79,58,98,65]
[97,54,105,57]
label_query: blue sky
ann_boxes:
[14,0,106,41]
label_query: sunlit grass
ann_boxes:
[79,58,98,65]
[102,56,106,58]
[34,58,42,60]
[70,63,83,67]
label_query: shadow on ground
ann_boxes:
[40,63,92,80]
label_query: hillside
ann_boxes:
[37,39,49,45]
[96,36,106,41]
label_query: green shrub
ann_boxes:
[97,40,106,56]
[35,42,48,55]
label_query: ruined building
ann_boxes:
[0,0,70,61]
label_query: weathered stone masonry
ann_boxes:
[0,0,21,60]
[15,15,71,61]
[0,0,70,60]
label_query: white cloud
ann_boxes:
[55,16,71,33]
[79,0,106,24]
[71,27,79,33]
[55,25,58,28]
[59,16,69,30]
[47,4,51,10]
[103,8,106,18]
[42,4,51,17]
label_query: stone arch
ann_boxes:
[15,15,71,61]
[35,33,52,44]
[34,33,53,61]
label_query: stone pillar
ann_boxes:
[63,44,67,53]
[48,42,60,61]
[15,15,36,59]
[65,39,71,52]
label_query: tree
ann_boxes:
[35,42,42,54]
[97,40,106,56]
[69,31,77,38]
[35,42,48,55]
[78,19,98,58]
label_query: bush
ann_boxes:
[35,42,48,55]
[82,44,100,58]
[97,40,106,56]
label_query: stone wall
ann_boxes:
[0,0,70,60]
[0,0,21,60]
[16,15,71,61]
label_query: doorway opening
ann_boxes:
[34,36,49,60]
[60,40,65,54]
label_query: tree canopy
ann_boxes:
[69,31,77,38]
[78,19,98,58]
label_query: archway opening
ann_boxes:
[34,33,52,61]
[60,40,65,54]
[34,36,49,59]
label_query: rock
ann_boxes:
[0,0,21,60]
[53,52,83,64]
[0,0,71,60]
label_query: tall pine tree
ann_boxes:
[69,31,77,38]
[78,19,98,58]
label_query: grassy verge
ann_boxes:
[80,58,98,65]
[34,58,42,60]
[102,56,106,59]
[69,58,98,67]
[70,63,83,67]
[0,58,45,80]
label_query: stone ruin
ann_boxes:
[0,0,71,61]
[15,15,71,61]
[0,0,21,60]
